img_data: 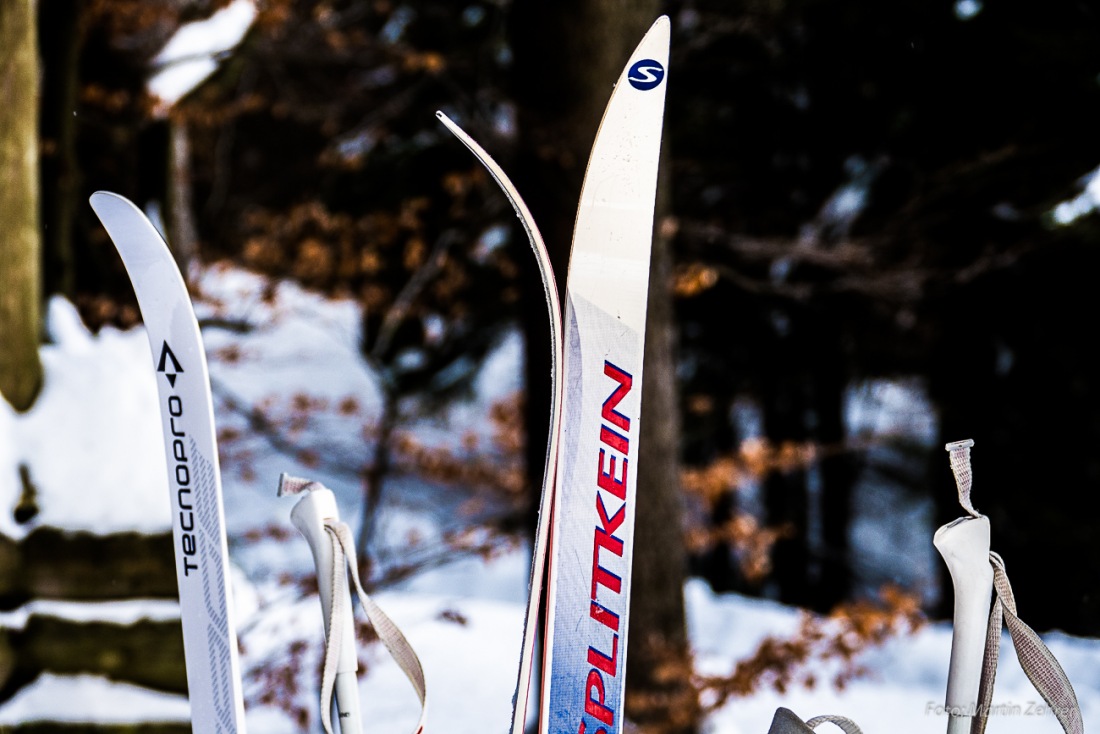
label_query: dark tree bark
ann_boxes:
[811,338,856,610]
[39,0,85,300]
[761,318,855,612]
[762,374,813,606]
[166,118,199,280]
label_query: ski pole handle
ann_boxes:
[933,514,993,734]
[287,481,363,734]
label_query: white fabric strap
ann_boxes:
[323,519,428,734]
[945,439,980,518]
[805,714,864,733]
[973,552,1082,734]
[277,473,316,497]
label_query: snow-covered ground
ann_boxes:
[0,263,1096,733]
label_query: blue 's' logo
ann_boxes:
[628,59,665,91]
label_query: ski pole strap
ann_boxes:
[945,439,980,518]
[280,474,427,734]
[973,552,1082,734]
[804,714,865,734]
[324,519,428,734]
[766,709,865,734]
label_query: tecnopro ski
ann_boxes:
[90,192,247,733]
[541,16,670,734]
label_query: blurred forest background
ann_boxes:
[3,0,1100,731]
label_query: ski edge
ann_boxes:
[435,112,565,734]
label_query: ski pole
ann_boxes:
[280,475,363,734]
[933,439,993,734]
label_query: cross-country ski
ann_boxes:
[89,191,247,733]
[541,16,670,734]
[435,109,564,734]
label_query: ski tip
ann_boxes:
[89,190,126,206]
[945,438,975,452]
[645,14,671,47]
[630,14,669,58]
[436,111,479,154]
[436,110,462,137]
[88,190,141,221]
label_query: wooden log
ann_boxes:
[0,614,186,700]
[0,529,177,607]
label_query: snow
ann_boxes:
[1051,164,1100,225]
[1,261,1097,732]
[954,0,984,21]
[0,674,191,726]
[0,599,181,629]
[0,297,168,539]
[147,0,257,115]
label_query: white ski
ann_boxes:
[89,191,247,733]
[435,111,564,734]
[541,16,670,734]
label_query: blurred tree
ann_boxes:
[663,0,1100,633]
[0,0,44,412]
[36,0,1100,641]
[39,0,88,300]
[166,0,527,566]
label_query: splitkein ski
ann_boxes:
[540,17,670,734]
[441,15,669,734]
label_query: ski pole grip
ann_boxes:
[289,484,359,676]
[933,514,993,734]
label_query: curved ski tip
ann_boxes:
[436,110,462,136]
[643,14,670,47]
[629,15,669,61]
[645,14,670,37]
[436,111,477,149]
[89,190,140,218]
[89,190,126,205]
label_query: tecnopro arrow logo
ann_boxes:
[157,341,184,387]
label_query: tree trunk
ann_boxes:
[0,528,178,605]
[167,117,198,280]
[0,615,187,700]
[39,0,84,300]
[812,354,855,610]
[0,0,43,411]
[510,4,695,733]
[762,375,813,607]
